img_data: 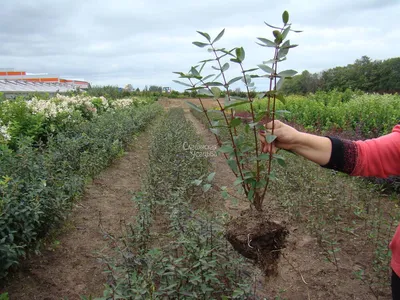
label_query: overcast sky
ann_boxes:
[1,0,399,91]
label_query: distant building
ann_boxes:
[0,68,91,98]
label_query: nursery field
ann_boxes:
[0,94,399,299]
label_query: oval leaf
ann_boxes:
[193,41,209,48]
[173,80,192,87]
[258,64,274,74]
[197,31,211,42]
[256,37,275,47]
[276,78,285,90]
[278,70,297,77]
[236,47,245,62]
[266,134,277,144]
[212,28,225,44]
[186,101,202,113]
[211,87,221,98]
[282,11,289,24]
[207,172,216,182]
[230,118,242,128]
[227,76,243,86]
[221,63,230,72]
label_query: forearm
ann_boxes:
[291,132,332,166]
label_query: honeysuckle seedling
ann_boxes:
[175,11,301,211]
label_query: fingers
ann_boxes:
[264,120,282,130]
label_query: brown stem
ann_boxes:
[239,64,260,180]
[211,46,238,137]
[260,45,279,204]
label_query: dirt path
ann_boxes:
[1,131,151,300]
[161,98,381,300]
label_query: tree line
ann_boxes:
[281,56,400,94]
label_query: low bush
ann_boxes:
[0,103,163,278]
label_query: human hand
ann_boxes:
[258,120,300,153]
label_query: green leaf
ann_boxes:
[276,109,290,115]
[278,70,298,77]
[247,188,255,201]
[212,28,225,44]
[230,58,241,63]
[172,80,192,87]
[221,63,230,72]
[205,81,224,87]
[193,41,209,48]
[186,101,202,113]
[230,118,242,128]
[258,153,270,160]
[197,31,211,42]
[282,26,290,40]
[228,159,238,173]
[233,177,243,186]
[278,47,289,59]
[276,78,285,90]
[203,183,212,192]
[202,74,215,81]
[210,128,219,135]
[243,67,259,73]
[207,172,216,182]
[224,100,249,110]
[264,22,281,30]
[269,171,277,181]
[249,122,264,129]
[190,66,201,77]
[192,179,203,186]
[227,76,243,86]
[274,154,286,167]
[236,47,245,62]
[211,87,221,98]
[276,94,286,105]
[198,88,213,96]
[282,11,289,24]
[219,145,234,154]
[256,37,275,47]
[258,64,274,74]
[266,134,277,143]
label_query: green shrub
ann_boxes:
[0,103,163,278]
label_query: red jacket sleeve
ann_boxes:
[351,125,400,178]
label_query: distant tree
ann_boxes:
[149,85,162,93]
[282,55,400,94]
[124,84,133,92]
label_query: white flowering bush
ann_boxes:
[0,94,152,149]
[0,121,11,144]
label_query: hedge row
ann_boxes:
[0,103,163,278]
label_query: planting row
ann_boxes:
[99,109,254,299]
[0,102,163,278]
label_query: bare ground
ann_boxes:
[1,130,151,300]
